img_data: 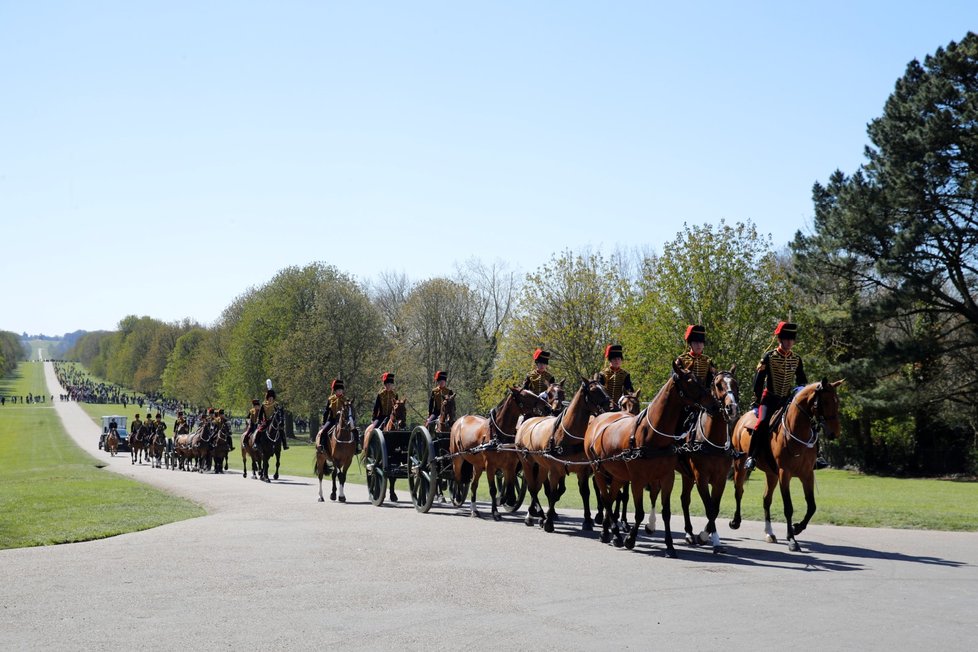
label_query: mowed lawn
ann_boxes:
[0,362,204,549]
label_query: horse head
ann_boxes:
[546,380,566,414]
[712,366,740,422]
[671,358,720,413]
[811,378,844,439]
[438,391,457,431]
[511,387,552,418]
[578,376,611,416]
[388,399,407,430]
[618,389,641,415]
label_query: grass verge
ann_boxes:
[0,362,205,549]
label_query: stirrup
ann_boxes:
[744,456,756,471]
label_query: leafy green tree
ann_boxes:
[621,221,790,395]
[794,33,978,473]
[486,250,627,409]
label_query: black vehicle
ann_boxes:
[98,415,130,452]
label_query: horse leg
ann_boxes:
[330,465,338,501]
[619,483,630,529]
[645,484,658,535]
[524,462,543,526]
[469,467,482,518]
[316,459,325,502]
[593,474,605,524]
[778,468,801,551]
[578,470,594,531]
[487,460,501,521]
[624,478,646,550]
[389,478,398,503]
[702,474,727,554]
[763,469,778,543]
[681,473,696,545]
[338,465,347,503]
[273,449,281,480]
[791,471,817,538]
[656,471,678,557]
[541,472,558,533]
[729,458,745,530]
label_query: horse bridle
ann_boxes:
[673,370,720,416]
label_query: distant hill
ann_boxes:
[19,330,87,359]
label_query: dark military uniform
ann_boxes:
[598,367,634,408]
[259,392,288,449]
[522,369,555,396]
[154,415,167,445]
[677,351,716,384]
[372,388,399,424]
[174,413,189,435]
[131,415,143,446]
[677,326,717,434]
[747,322,807,467]
[320,393,349,450]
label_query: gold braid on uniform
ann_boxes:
[526,370,553,395]
[678,352,713,383]
[601,368,628,403]
[768,349,802,398]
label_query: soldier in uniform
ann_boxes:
[213,408,232,450]
[675,325,718,435]
[745,321,807,471]
[522,349,554,398]
[174,410,188,435]
[319,379,349,451]
[366,373,398,436]
[426,371,452,427]
[597,344,634,410]
[242,399,261,448]
[131,413,143,447]
[153,412,167,446]
[259,388,288,449]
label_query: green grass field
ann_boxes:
[0,362,205,549]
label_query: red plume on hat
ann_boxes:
[684,324,706,343]
[774,321,798,339]
[434,370,448,382]
[331,378,344,391]
[532,348,551,363]
[381,372,394,383]
[604,344,623,360]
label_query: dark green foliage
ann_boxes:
[794,33,978,474]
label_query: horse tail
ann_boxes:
[460,459,473,485]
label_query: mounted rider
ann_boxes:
[365,373,398,439]
[677,324,718,436]
[522,348,554,398]
[242,399,261,448]
[597,344,634,410]
[153,412,167,446]
[745,321,807,471]
[131,413,143,446]
[318,379,350,452]
[426,370,452,428]
[213,408,232,450]
[258,385,288,450]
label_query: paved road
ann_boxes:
[0,362,976,650]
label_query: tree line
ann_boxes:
[0,331,27,378]
[64,33,978,475]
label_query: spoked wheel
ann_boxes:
[496,463,527,513]
[408,426,437,513]
[365,429,388,507]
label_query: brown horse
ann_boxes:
[316,401,357,502]
[253,405,286,482]
[585,359,719,556]
[674,367,739,553]
[516,378,611,532]
[450,388,552,519]
[384,399,407,431]
[594,389,642,528]
[130,422,152,465]
[435,391,456,434]
[729,379,843,551]
[209,420,232,474]
[147,425,166,469]
[105,428,119,456]
[546,380,566,414]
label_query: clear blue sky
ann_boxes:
[1,1,972,336]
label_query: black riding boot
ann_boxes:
[745,419,769,471]
[282,436,289,450]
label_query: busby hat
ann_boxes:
[218,409,225,415]
[251,398,260,405]
[331,378,344,391]
[774,321,798,339]
[134,414,140,418]
[155,413,162,419]
[434,370,448,382]
[382,372,394,384]
[684,324,706,343]
[604,344,624,360]
[265,389,276,400]
[207,407,214,414]
[532,348,551,364]
[177,411,184,416]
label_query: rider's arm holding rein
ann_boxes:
[796,356,808,386]
[753,353,770,403]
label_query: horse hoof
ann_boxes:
[330,493,336,501]
[492,512,502,522]
[582,521,594,532]
[713,545,726,555]
[339,496,346,503]
[600,532,611,544]
[728,520,740,530]
[788,540,801,552]
[624,537,636,550]
[273,474,279,480]
[318,496,324,502]
[684,534,696,546]
[613,536,624,548]
[544,521,554,533]
[792,522,806,535]
[645,523,655,535]
[697,531,711,545]
[470,510,480,518]
[665,549,678,559]
[525,516,535,527]
[765,534,777,544]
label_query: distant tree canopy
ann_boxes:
[0,330,28,377]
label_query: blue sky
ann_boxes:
[1,1,973,335]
